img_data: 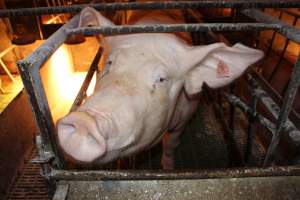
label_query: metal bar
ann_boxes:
[49,166,300,181]
[16,14,80,169]
[264,55,300,166]
[249,68,300,129]
[70,47,103,112]
[203,83,244,166]
[247,75,300,147]
[224,93,276,133]
[66,23,281,36]
[1,1,300,18]
[242,9,300,44]
[246,84,259,164]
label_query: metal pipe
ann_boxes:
[16,14,80,169]
[70,47,103,112]
[224,93,276,133]
[247,75,300,147]
[264,55,300,166]
[66,23,281,36]
[203,83,244,166]
[49,166,300,181]
[246,84,259,164]
[1,1,300,18]
[242,9,300,44]
[249,69,300,129]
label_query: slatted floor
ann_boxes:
[6,148,50,200]
[5,100,266,199]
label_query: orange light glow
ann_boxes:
[48,45,97,122]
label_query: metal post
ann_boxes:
[70,47,103,112]
[17,14,80,169]
[245,83,259,164]
[264,55,300,166]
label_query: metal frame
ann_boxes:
[8,0,300,177]
[1,1,300,17]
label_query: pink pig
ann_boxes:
[57,7,263,169]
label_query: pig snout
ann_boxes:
[57,111,107,162]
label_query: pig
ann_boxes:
[57,7,264,169]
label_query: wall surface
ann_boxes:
[0,90,37,199]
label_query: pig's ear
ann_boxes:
[183,43,264,95]
[78,7,115,27]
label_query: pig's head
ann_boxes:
[57,7,264,164]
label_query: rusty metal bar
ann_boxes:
[249,69,300,129]
[224,93,276,133]
[246,83,259,164]
[16,14,80,169]
[66,23,281,36]
[264,55,300,166]
[70,47,103,112]
[242,9,300,44]
[1,1,300,18]
[247,75,300,146]
[49,166,300,181]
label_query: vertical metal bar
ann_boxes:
[203,83,244,166]
[245,81,258,164]
[229,84,236,132]
[17,14,80,169]
[264,55,300,166]
[17,63,64,168]
[70,47,103,112]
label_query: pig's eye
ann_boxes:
[158,77,168,83]
[152,66,169,89]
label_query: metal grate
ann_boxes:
[6,148,50,200]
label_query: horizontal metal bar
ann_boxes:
[242,9,300,44]
[49,166,300,181]
[1,1,300,18]
[70,47,103,112]
[224,93,276,133]
[67,23,281,36]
